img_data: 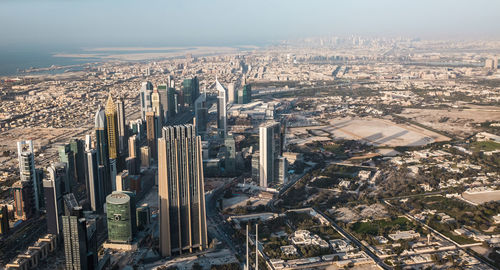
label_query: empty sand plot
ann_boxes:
[398,106,500,138]
[291,117,449,147]
[462,190,500,204]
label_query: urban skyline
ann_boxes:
[0,1,500,270]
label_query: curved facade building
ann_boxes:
[106,192,132,243]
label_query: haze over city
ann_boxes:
[0,1,500,270]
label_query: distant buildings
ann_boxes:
[158,124,208,257]
[485,57,498,70]
[238,82,252,104]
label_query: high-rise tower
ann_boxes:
[84,149,103,213]
[62,204,89,270]
[145,111,157,160]
[12,180,35,220]
[215,79,227,139]
[259,122,281,187]
[140,81,154,120]
[44,163,66,235]
[194,92,208,137]
[116,98,127,155]
[17,140,40,212]
[152,87,164,138]
[158,124,208,257]
[95,107,111,197]
[181,77,199,107]
[105,94,119,160]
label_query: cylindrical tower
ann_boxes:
[106,192,132,243]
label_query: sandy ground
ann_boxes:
[398,106,500,138]
[462,190,500,204]
[289,117,449,147]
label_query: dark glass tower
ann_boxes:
[44,163,66,235]
[95,107,111,197]
[146,111,157,160]
[158,124,208,257]
[69,139,85,184]
[84,149,103,213]
[181,77,199,107]
[58,143,75,193]
[116,98,127,155]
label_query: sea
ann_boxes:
[0,46,185,77]
[0,47,101,76]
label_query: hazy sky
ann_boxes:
[1,0,499,49]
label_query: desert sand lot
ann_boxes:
[462,190,500,204]
[289,117,450,147]
[398,106,500,138]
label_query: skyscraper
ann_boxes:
[106,192,133,243]
[0,205,9,235]
[241,84,252,104]
[259,122,280,187]
[167,87,177,119]
[84,149,103,213]
[227,83,236,104]
[13,180,35,220]
[224,135,236,174]
[44,163,66,235]
[194,92,208,137]
[128,135,138,158]
[181,77,199,107]
[58,143,75,193]
[158,124,208,257]
[152,87,164,138]
[157,84,169,124]
[145,111,157,160]
[62,206,88,270]
[116,98,127,155]
[17,140,40,212]
[140,81,153,120]
[69,139,85,185]
[105,94,119,160]
[216,78,227,139]
[95,107,111,197]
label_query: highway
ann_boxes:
[205,180,244,258]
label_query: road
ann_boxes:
[315,209,392,270]
[205,179,243,258]
[382,200,497,269]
